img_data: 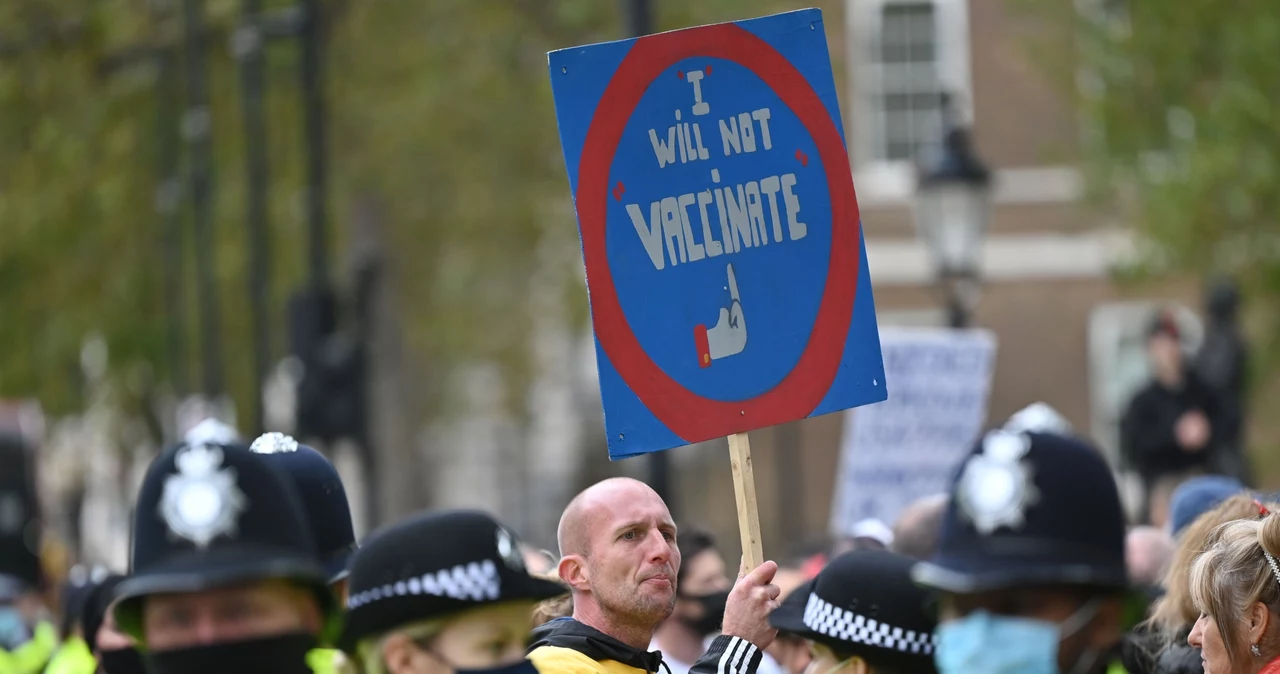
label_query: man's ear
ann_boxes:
[559,555,590,591]
[286,583,323,635]
[1248,601,1271,647]
[381,633,416,674]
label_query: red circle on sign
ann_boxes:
[576,22,861,444]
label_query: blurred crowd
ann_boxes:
[0,297,1271,674]
[3,398,1279,674]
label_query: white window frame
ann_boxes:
[845,0,974,202]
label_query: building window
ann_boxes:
[873,2,942,162]
[847,0,973,198]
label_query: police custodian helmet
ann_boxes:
[250,432,358,582]
[111,441,336,638]
[913,428,1127,593]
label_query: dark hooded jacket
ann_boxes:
[528,617,762,674]
[1121,626,1200,674]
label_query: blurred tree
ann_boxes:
[1013,0,1280,358]
[0,1,843,513]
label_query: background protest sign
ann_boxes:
[829,327,997,537]
[549,8,886,568]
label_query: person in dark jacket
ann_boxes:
[528,478,780,674]
[1121,308,1222,524]
[1193,278,1250,484]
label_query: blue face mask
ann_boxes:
[935,600,1103,674]
[0,607,31,651]
[936,611,1060,674]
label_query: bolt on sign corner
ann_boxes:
[548,8,887,459]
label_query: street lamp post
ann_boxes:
[619,0,674,517]
[912,94,992,329]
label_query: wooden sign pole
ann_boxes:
[727,431,764,570]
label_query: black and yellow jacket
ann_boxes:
[528,618,762,674]
[0,621,56,674]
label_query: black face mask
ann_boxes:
[419,645,542,674]
[457,657,542,674]
[678,590,729,637]
[145,632,317,674]
[98,647,147,674]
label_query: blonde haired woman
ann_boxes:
[1187,501,1280,674]
[1121,494,1264,673]
[341,510,564,674]
[1152,494,1263,635]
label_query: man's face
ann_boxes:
[582,485,681,627]
[1148,333,1182,377]
[674,549,730,621]
[143,580,320,651]
[940,586,1122,674]
[96,611,136,653]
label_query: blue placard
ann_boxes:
[549,8,887,459]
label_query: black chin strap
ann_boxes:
[1061,598,1106,674]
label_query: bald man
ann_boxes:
[529,478,780,674]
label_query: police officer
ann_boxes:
[341,509,564,674]
[44,565,111,674]
[0,431,55,674]
[770,549,938,674]
[110,441,338,674]
[250,432,359,674]
[79,574,145,674]
[913,427,1129,674]
[0,572,55,674]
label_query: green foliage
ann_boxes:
[1014,0,1280,359]
[0,0,840,421]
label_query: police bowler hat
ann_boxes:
[340,510,565,652]
[112,442,333,637]
[771,550,937,674]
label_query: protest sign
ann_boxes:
[830,327,997,536]
[549,9,885,567]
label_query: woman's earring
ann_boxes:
[1252,644,1263,657]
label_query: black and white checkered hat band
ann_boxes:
[802,592,936,656]
[347,559,501,609]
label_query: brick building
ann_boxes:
[653,0,1209,562]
